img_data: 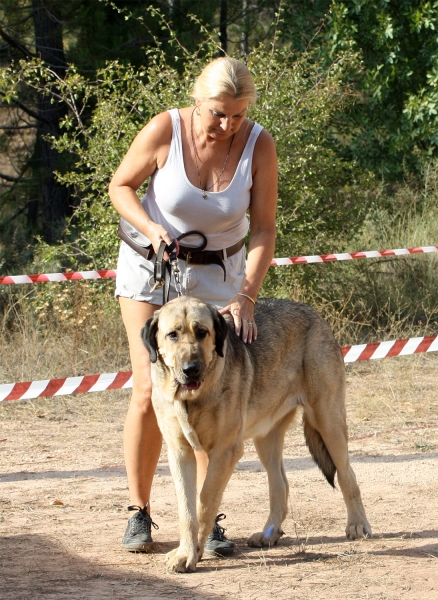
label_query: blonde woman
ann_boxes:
[109,57,278,555]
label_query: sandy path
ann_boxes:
[1,355,437,599]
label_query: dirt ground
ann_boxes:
[1,354,438,600]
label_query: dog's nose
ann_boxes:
[182,362,201,378]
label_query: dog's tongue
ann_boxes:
[184,381,200,391]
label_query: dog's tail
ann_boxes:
[303,415,336,488]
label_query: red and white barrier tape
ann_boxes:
[341,334,438,363]
[0,270,116,285]
[0,372,133,402]
[1,335,437,402]
[270,245,438,266]
[1,245,437,285]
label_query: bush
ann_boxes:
[281,159,438,344]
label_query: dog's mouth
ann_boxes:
[175,378,201,391]
[184,381,201,391]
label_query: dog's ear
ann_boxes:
[208,305,228,357]
[141,315,159,363]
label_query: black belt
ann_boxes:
[118,221,244,271]
[176,238,245,268]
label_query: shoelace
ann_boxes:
[212,513,228,539]
[127,504,159,533]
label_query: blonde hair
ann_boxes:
[191,57,257,104]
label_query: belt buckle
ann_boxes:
[186,251,192,265]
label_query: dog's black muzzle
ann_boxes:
[182,361,201,379]
[178,361,202,391]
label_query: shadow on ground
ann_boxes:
[0,534,224,600]
[2,450,437,482]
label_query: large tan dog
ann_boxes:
[142,296,372,573]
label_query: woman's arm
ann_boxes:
[108,111,174,251]
[220,128,278,343]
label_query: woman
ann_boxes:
[109,57,277,555]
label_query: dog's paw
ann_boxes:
[346,519,373,540]
[247,526,284,548]
[165,547,199,573]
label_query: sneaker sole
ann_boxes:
[204,546,235,557]
[122,541,158,553]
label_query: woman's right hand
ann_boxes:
[147,223,173,259]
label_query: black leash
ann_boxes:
[151,231,207,304]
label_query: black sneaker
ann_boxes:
[122,504,159,552]
[204,513,235,556]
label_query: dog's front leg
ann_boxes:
[197,440,244,554]
[165,442,201,573]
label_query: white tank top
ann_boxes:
[140,108,263,251]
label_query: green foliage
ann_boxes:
[1,1,437,348]
[319,1,438,178]
[247,45,375,296]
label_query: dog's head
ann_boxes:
[141,296,228,394]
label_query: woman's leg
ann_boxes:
[120,297,161,507]
[119,297,162,550]
[195,450,209,493]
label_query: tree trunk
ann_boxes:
[219,0,228,55]
[32,0,71,244]
[240,0,249,56]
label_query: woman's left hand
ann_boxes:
[219,294,257,344]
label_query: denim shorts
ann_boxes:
[115,241,246,308]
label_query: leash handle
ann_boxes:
[168,231,207,254]
[152,240,168,289]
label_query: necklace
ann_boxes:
[190,107,235,199]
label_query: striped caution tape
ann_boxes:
[1,335,437,402]
[270,245,438,266]
[341,334,438,363]
[0,270,116,285]
[1,245,437,285]
[0,372,132,402]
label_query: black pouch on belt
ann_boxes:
[117,217,154,260]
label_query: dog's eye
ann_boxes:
[167,331,178,341]
[196,329,208,340]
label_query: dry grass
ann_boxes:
[2,280,437,393]
[0,282,129,386]
[262,162,438,346]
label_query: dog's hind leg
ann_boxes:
[303,396,372,540]
[247,411,296,548]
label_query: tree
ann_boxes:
[30,0,71,243]
[0,0,72,247]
